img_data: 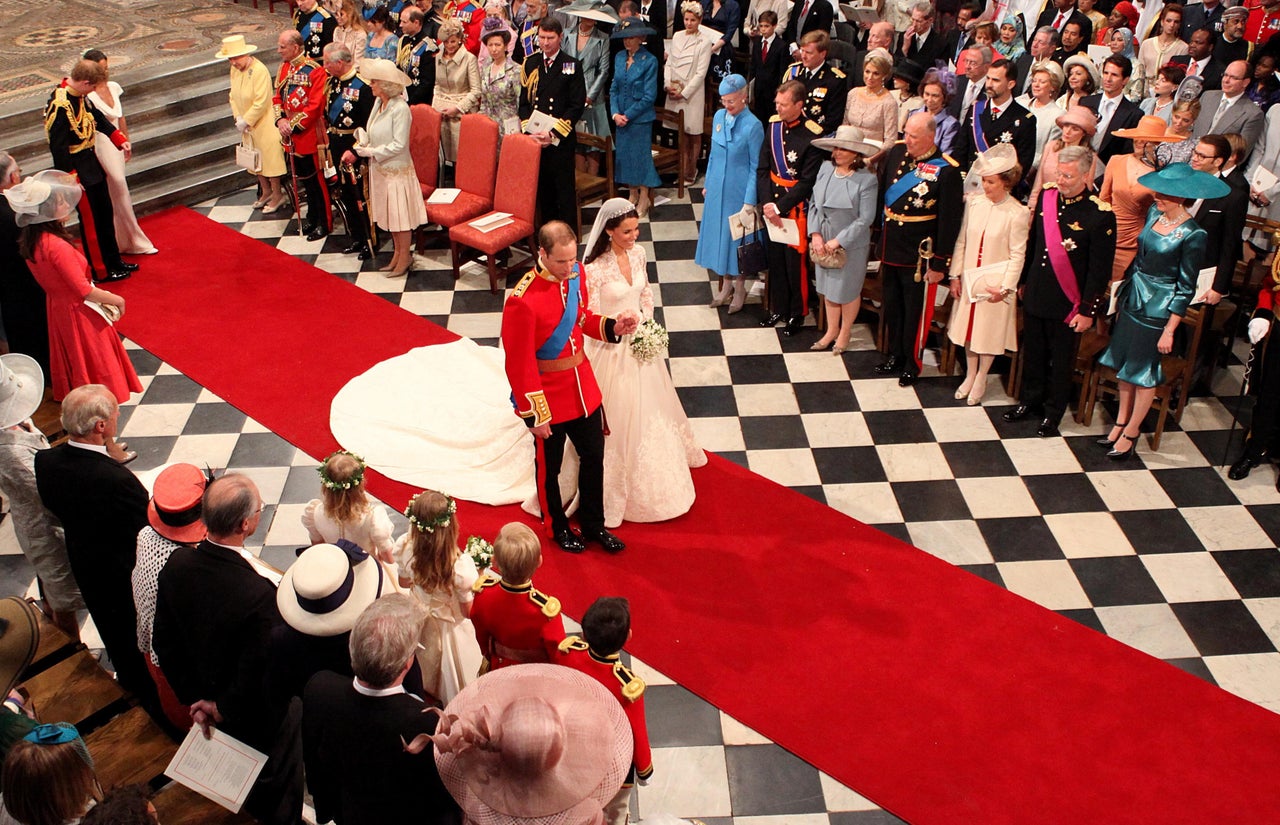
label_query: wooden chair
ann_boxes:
[575,131,615,236]
[449,134,543,293]
[424,114,499,238]
[1080,305,1207,450]
[153,782,258,825]
[85,707,179,788]
[652,108,686,199]
[21,648,127,725]
[860,262,888,353]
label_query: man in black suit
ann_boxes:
[1050,19,1087,63]
[1182,0,1227,42]
[899,1,947,70]
[783,0,834,58]
[303,595,461,825]
[1081,55,1142,162]
[153,474,302,825]
[34,385,154,708]
[943,1,981,66]
[1017,26,1057,95]
[519,17,586,228]
[952,58,1037,184]
[750,10,787,121]
[1190,135,1248,305]
[1170,29,1223,91]
[1005,145,1114,436]
[948,45,992,122]
[1037,0,1093,46]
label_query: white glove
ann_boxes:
[354,144,372,158]
[1249,317,1271,345]
[737,204,758,224]
[235,118,250,133]
[636,776,650,787]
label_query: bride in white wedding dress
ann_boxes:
[580,198,706,527]
[86,52,156,255]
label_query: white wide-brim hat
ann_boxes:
[812,124,883,157]
[1,170,82,227]
[277,541,389,637]
[0,354,44,430]
[215,34,259,59]
[357,57,413,87]
[970,143,1019,178]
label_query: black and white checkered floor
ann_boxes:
[4,182,1280,823]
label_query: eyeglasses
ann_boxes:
[1224,73,1248,81]
[1191,150,1221,161]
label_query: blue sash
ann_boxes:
[769,120,794,180]
[327,77,365,125]
[884,156,947,208]
[535,266,582,360]
[970,97,990,154]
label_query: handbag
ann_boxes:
[736,211,769,276]
[236,134,261,173]
[811,244,847,270]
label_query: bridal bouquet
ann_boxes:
[630,318,669,364]
[465,535,494,572]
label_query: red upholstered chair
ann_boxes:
[426,114,499,234]
[409,104,442,203]
[448,134,542,294]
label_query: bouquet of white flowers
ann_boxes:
[630,318,669,364]
[465,535,494,571]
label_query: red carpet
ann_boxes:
[120,208,1280,823]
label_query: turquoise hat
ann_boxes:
[719,74,747,95]
[1137,163,1230,200]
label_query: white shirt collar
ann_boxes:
[543,49,560,63]
[353,678,409,697]
[67,439,109,455]
[1223,91,1244,105]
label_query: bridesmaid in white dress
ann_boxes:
[302,450,397,562]
[581,198,706,527]
[84,51,156,255]
[393,489,483,703]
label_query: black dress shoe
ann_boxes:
[759,313,783,327]
[898,371,917,387]
[781,316,804,336]
[1036,418,1060,438]
[306,225,329,242]
[1002,404,1042,423]
[116,261,139,272]
[342,241,366,254]
[583,527,625,554]
[553,528,585,554]
[95,269,131,284]
[1229,454,1265,480]
[873,357,900,375]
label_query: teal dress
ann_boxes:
[1097,205,1206,388]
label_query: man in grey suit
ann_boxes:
[1193,60,1264,163]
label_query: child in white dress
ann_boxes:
[394,489,484,703]
[302,451,396,563]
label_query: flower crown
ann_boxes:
[318,450,365,491]
[405,492,457,533]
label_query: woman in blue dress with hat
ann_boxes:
[610,18,662,216]
[695,73,763,313]
[1096,162,1220,459]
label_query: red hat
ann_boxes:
[148,463,209,545]
[1114,1,1139,31]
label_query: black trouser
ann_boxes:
[1021,312,1079,425]
[1244,324,1280,459]
[333,165,368,244]
[540,407,605,533]
[765,239,804,319]
[882,263,926,370]
[83,178,123,269]
[292,153,331,230]
[538,140,578,229]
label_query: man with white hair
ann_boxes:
[899,2,946,69]
[34,385,154,708]
[0,152,49,373]
[852,20,897,88]
[275,28,332,241]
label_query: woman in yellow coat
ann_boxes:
[947,145,1029,406]
[219,36,287,211]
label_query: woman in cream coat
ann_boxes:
[947,145,1029,406]
[434,19,481,164]
[666,1,713,183]
[219,35,286,211]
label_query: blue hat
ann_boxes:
[1137,163,1230,200]
[610,17,657,39]
[719,73,747,95]
[24,722,82,745]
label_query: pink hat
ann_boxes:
[147,463,209,544]
[1055,105,1098,138]
[409,664,633,825]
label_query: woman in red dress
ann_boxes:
[4,171,140,459]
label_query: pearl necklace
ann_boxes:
[1157,209,1189,228]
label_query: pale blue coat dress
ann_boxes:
[694,106,764,276]
[808,161,877,304]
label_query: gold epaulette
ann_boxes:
[941,153,959,167]
[472,571,500,593]
[893,138,906,145]
[1043,181,1059,189]
[614,662,645,702]
[830,67,846,78]
[529,588,561,618]
[769,114,782,122]
[558,635,590,653]
[1090,195,1113,211]
[510,270,536,297]
[805,119,822,134]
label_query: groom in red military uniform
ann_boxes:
[274,29,331,241]
[501,221,639,555]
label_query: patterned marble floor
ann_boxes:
[4,181,1279,822]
